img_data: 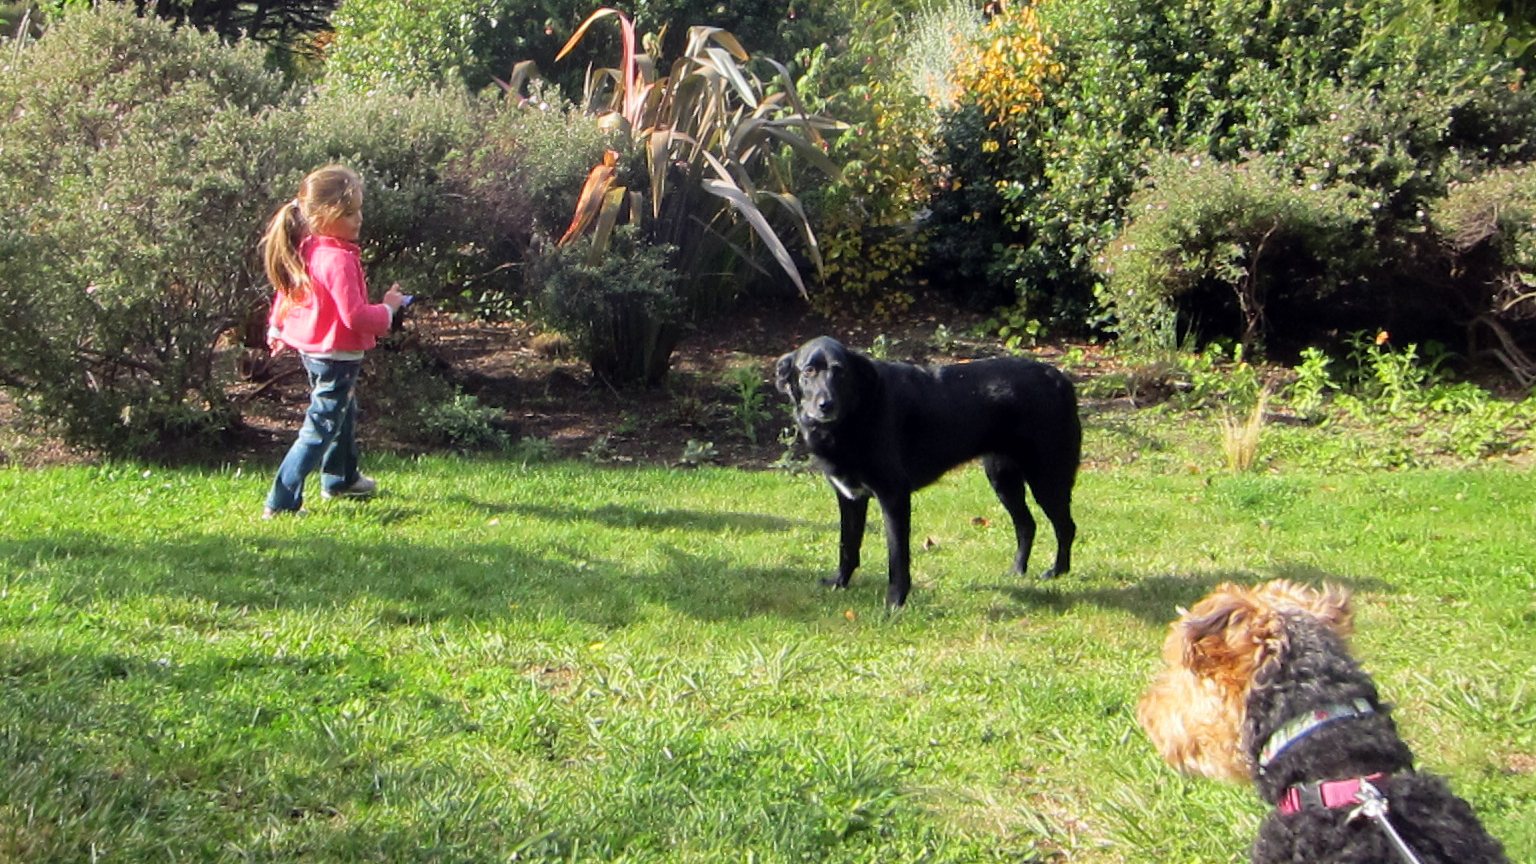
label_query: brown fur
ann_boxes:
[1136,580,1353,782]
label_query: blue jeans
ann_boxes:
[265,354,363,512]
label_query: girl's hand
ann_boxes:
[268,338,287,357]
[383,283,407,311]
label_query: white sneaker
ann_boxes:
[323,475,377,499]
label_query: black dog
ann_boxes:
[776,336,1081,607]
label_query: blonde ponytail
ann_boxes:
[260,199,309,299]
[259,164,364,300]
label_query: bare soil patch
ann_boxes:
[234,295,1113,470]
[1,294,1123,470]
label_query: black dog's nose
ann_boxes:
[817,398,835,415]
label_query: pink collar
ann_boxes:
[1279,773,1387,815]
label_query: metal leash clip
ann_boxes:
[1348,778,1425,864]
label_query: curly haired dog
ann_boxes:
[1137,580,1508,864]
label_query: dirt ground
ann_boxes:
[0,293,1127,470]
[228,294,1114,471]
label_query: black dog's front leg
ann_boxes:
[825,488,869,590]
[876,492,912,608]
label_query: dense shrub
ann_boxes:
[325,0,544,93]
[1431,165,1536,384]
[796,0,980,317]
[0,5,305,455]
[295,84,607,317]
[930,0,1536,358]
[444,91,617,319]
[1098,155,1373,353]
[532,227,682,385]
[324,0,850,98]
[0,5,613,455]
[543,10,842,384]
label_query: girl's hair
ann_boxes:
[260,164,364,298]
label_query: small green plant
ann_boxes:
[728,367,773,444]
[1286,347,1336,417]
[1343,332,1447,414]
[368,345,511,453]
[770,424,810,472]
[985,305,1046,352]
[583,434,619,464]
[1058,346,1087,373]
[507,435,556,464]
[868,334,894,360]
[678,439,718,466]
[1171,342,1263,412]
[417,392,512,452]
[1273,332,1536,462]
[930,324,956,353]
[531,226,682,386]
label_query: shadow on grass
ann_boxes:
[2,486,1399,632]
[451,496,814,534]
[978,566,1400,625]
[0,525,855,628]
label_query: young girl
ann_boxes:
[260,165,406,518]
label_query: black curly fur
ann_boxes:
[1241,613,1509,864]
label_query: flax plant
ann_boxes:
[544,8,845,384]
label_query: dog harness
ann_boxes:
[1278,775,1426,864]
[1257,698,1375,770]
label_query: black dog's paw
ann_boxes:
[820,575,850,589]
[1036,567,1061,581]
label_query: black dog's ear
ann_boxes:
[847,348,880,394]
[775,352,799,398]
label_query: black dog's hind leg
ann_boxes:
[983,456,1037,577]
[876,491,913,608]
[826,489,870,590]
[1029,473,1075,580]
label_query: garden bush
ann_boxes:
[1431,165,1536,385]
[325,0,851,99]
[296,83,608,319]
[795,0,980,317]
[930,0,1536,360]
[1096,154,1372,354]
[532,226,682,386]
[325,0,552,93]
[0,5,305,455]
[542,10,843,385]
[0,5,614,456]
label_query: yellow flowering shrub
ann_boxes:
[952,2,1062,125]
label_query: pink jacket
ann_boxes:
[268,236,392,354]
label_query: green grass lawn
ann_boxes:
[1,433,1533,862]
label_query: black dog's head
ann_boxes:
[775,336,872,425]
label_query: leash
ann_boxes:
[1348,777,1425,864]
